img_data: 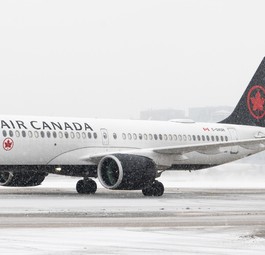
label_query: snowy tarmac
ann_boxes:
[1,163,265,254]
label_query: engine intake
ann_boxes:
[98,154,156,190]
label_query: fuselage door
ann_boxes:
[100,128,109,145]
[228,128,238,154]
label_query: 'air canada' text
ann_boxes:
[0,120,93,131]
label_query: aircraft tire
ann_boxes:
[76,179,97,194]
[76,180,85,194]
[142,187,153,196]
[142,181,164,197]
[152,181,164,197]
[85,179,97,194]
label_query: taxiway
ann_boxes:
[0,163,265,254]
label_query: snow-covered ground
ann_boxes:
[1,162,265,254]
[0,227,265,255]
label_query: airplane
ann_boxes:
[1,58,265,197]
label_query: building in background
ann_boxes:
[188,106,233,122]
[140,106,233,122]
[140,109,185,121]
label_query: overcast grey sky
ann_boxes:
[0,0,265,119]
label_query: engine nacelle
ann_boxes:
[0,171,47,187]
[97,154,156,190]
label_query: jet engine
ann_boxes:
[0,171,47,187]
[97,154,156,190]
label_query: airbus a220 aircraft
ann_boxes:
[1,58,265,196]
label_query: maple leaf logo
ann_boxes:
[3,138,14,151]
[250,90,265,111]
[5,140,12,149]
[247,85,265,120]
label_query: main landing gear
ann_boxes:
[75,178,164,196]
[142,181,164,197]
[76,178,97,194]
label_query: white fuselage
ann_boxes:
[0,116,264,171]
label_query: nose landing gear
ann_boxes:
[76,178,97,194]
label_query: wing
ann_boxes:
[153,137,265,154]
[83,138,265,167]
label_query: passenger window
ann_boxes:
[47,131,51,138]
[16,131,20,138]
[28,131,33,138]
[221,136,224,142]
[53,131,57,138]
[149,134,153,140]
[144,134,148,140]
[169,134,173,141]
[82,132,86,139]
[9,130,13,137]
[22,130,26,138]
[178,135,182,141]
[211,136,215,141]
[70,132,75,139]
[88,132,92,139]
[202,135,205,141]
[76,133,81,139]
[34,131,39,138]
[93,132,98,139]
[139,134,143,140]
[58,132,63,138]
[193,135,196,141]
[65,132,69,139]
[183,135,187,141]
[122,133,126,140]
[128,133,132,140]
[113,133,117,139]
[206,135,210,141]
[188,135,191,141]
[164,134,168,141]
[216,136,219,142]
[159,134,163,140]
[173,135,177,141]
[154,134,158,140]
[2,130,7,137]
[225,136,228,141]
[197,135,201,141]
[41,131,45,138]
[133,133,137,140]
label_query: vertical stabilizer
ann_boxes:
[221,57,265,127]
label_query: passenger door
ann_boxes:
[100,128,109,146]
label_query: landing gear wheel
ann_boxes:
[142,187,153,196]
[152,181,164,197]
[142,181,164,197]
[76,179,97,194]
